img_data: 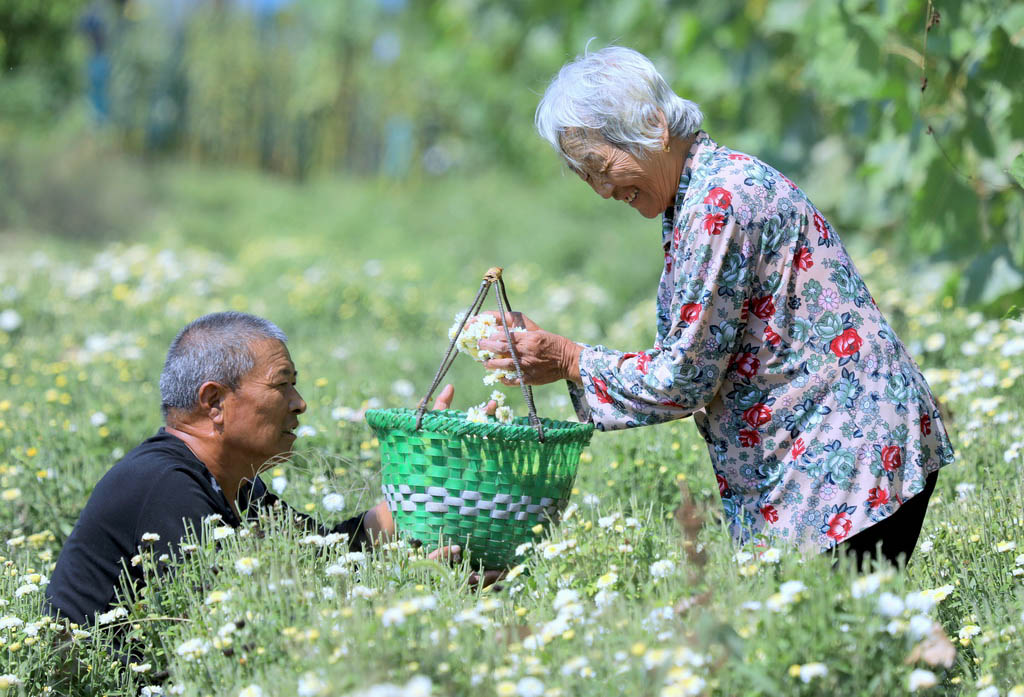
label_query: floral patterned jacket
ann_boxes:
[568,132,955,552]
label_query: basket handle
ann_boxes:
[416,267,545,441]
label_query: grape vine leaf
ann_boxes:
[1011,153,1024,190]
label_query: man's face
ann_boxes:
[221,338,306,469]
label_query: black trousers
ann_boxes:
[836,469,939,571]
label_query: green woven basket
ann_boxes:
[365,408,594,568]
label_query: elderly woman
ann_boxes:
[480,46,955,568]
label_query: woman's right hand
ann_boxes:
[477,313,582,386]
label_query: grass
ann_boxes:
[1,154,1023,696]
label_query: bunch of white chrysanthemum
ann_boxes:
[449,313,524,388]
[462,384,514,426]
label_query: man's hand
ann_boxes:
[430,383,498,414]
[476,313,582,386]
[427,545,508,590]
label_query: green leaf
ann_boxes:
[1011,153,1024,190]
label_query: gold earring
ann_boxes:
[664,144,671,153]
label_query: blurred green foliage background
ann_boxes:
[1,0,1023,311]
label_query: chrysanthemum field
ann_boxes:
[2,168,1023,697]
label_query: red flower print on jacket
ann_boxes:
[593,377,613,405]
[825,510,853,542]
[680,303,702,324]
[791,438,806,459]
[701,212,726,235]
[866,487,890,509]
[717,474,732,498]
[730,352,760,378]
[738,429,760,447]
[830,328,862,358]
[623,353,651,375]
[794,246,814,270]
[920,412,932,436]
[880,445,902,472]
[743,403,772,429]
[749,295,776,321]
[761,505,779,523]
[703,187,732,209]
[813,211,828,234]
[763,326,782,347]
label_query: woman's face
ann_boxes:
[570,140,678,219]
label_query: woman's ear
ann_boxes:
[197,381,229,425]
[655,109,670,150]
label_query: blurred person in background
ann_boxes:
[46,311,488,629]
[478,45,955,570]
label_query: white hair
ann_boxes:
[535,45,703,169]
[159,311,288,418]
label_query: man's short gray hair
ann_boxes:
[535,45,703,169]
[159,311,288,418]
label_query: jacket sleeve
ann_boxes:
[569,203,756,430]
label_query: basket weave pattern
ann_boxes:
[366,408,594,568]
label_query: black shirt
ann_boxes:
[46,428,368,625]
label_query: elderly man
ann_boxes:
[46,311,463,626]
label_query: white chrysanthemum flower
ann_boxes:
[594,589,619,609]
[876,592,905,618]
[297,672,328,697]
[404,675,433,697]
[596,571,617,589]
[0,674,23,690]
[234,557,260,575]
[515,542,534,556]
[851,573,883,598]
[908,669,937,691]
[495,405,514,424]
[0,309,22,332]
[238,685,264,697]
[213,526,235,540]
[516,676,545,697]
[650,559,676,579]
[553,589,580,611]
[175,638,211,661]
[140,686,163,696]
[96,606,128,625]
[349,585,378,599]
[779,580,807,601]
[322,493,345,512]
[272,476,288,494]
[130,663,152,673]
[140,532,160,543]
[13,583,39,598]
[0,616,24,630]
[90,411,108,427]
[798,663,828,683]
[325,564,348,577]
[490,390,507,406]
[760,547,781,564]
[204,590,231,605]
[908,614,934,641]
[466,405,488,423]
[958,624,982,640]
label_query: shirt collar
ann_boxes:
[662,130,713,250]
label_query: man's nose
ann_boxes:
[291,388,307,414]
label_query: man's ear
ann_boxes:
[197,381,230,425]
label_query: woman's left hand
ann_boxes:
[477,313,582,386]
